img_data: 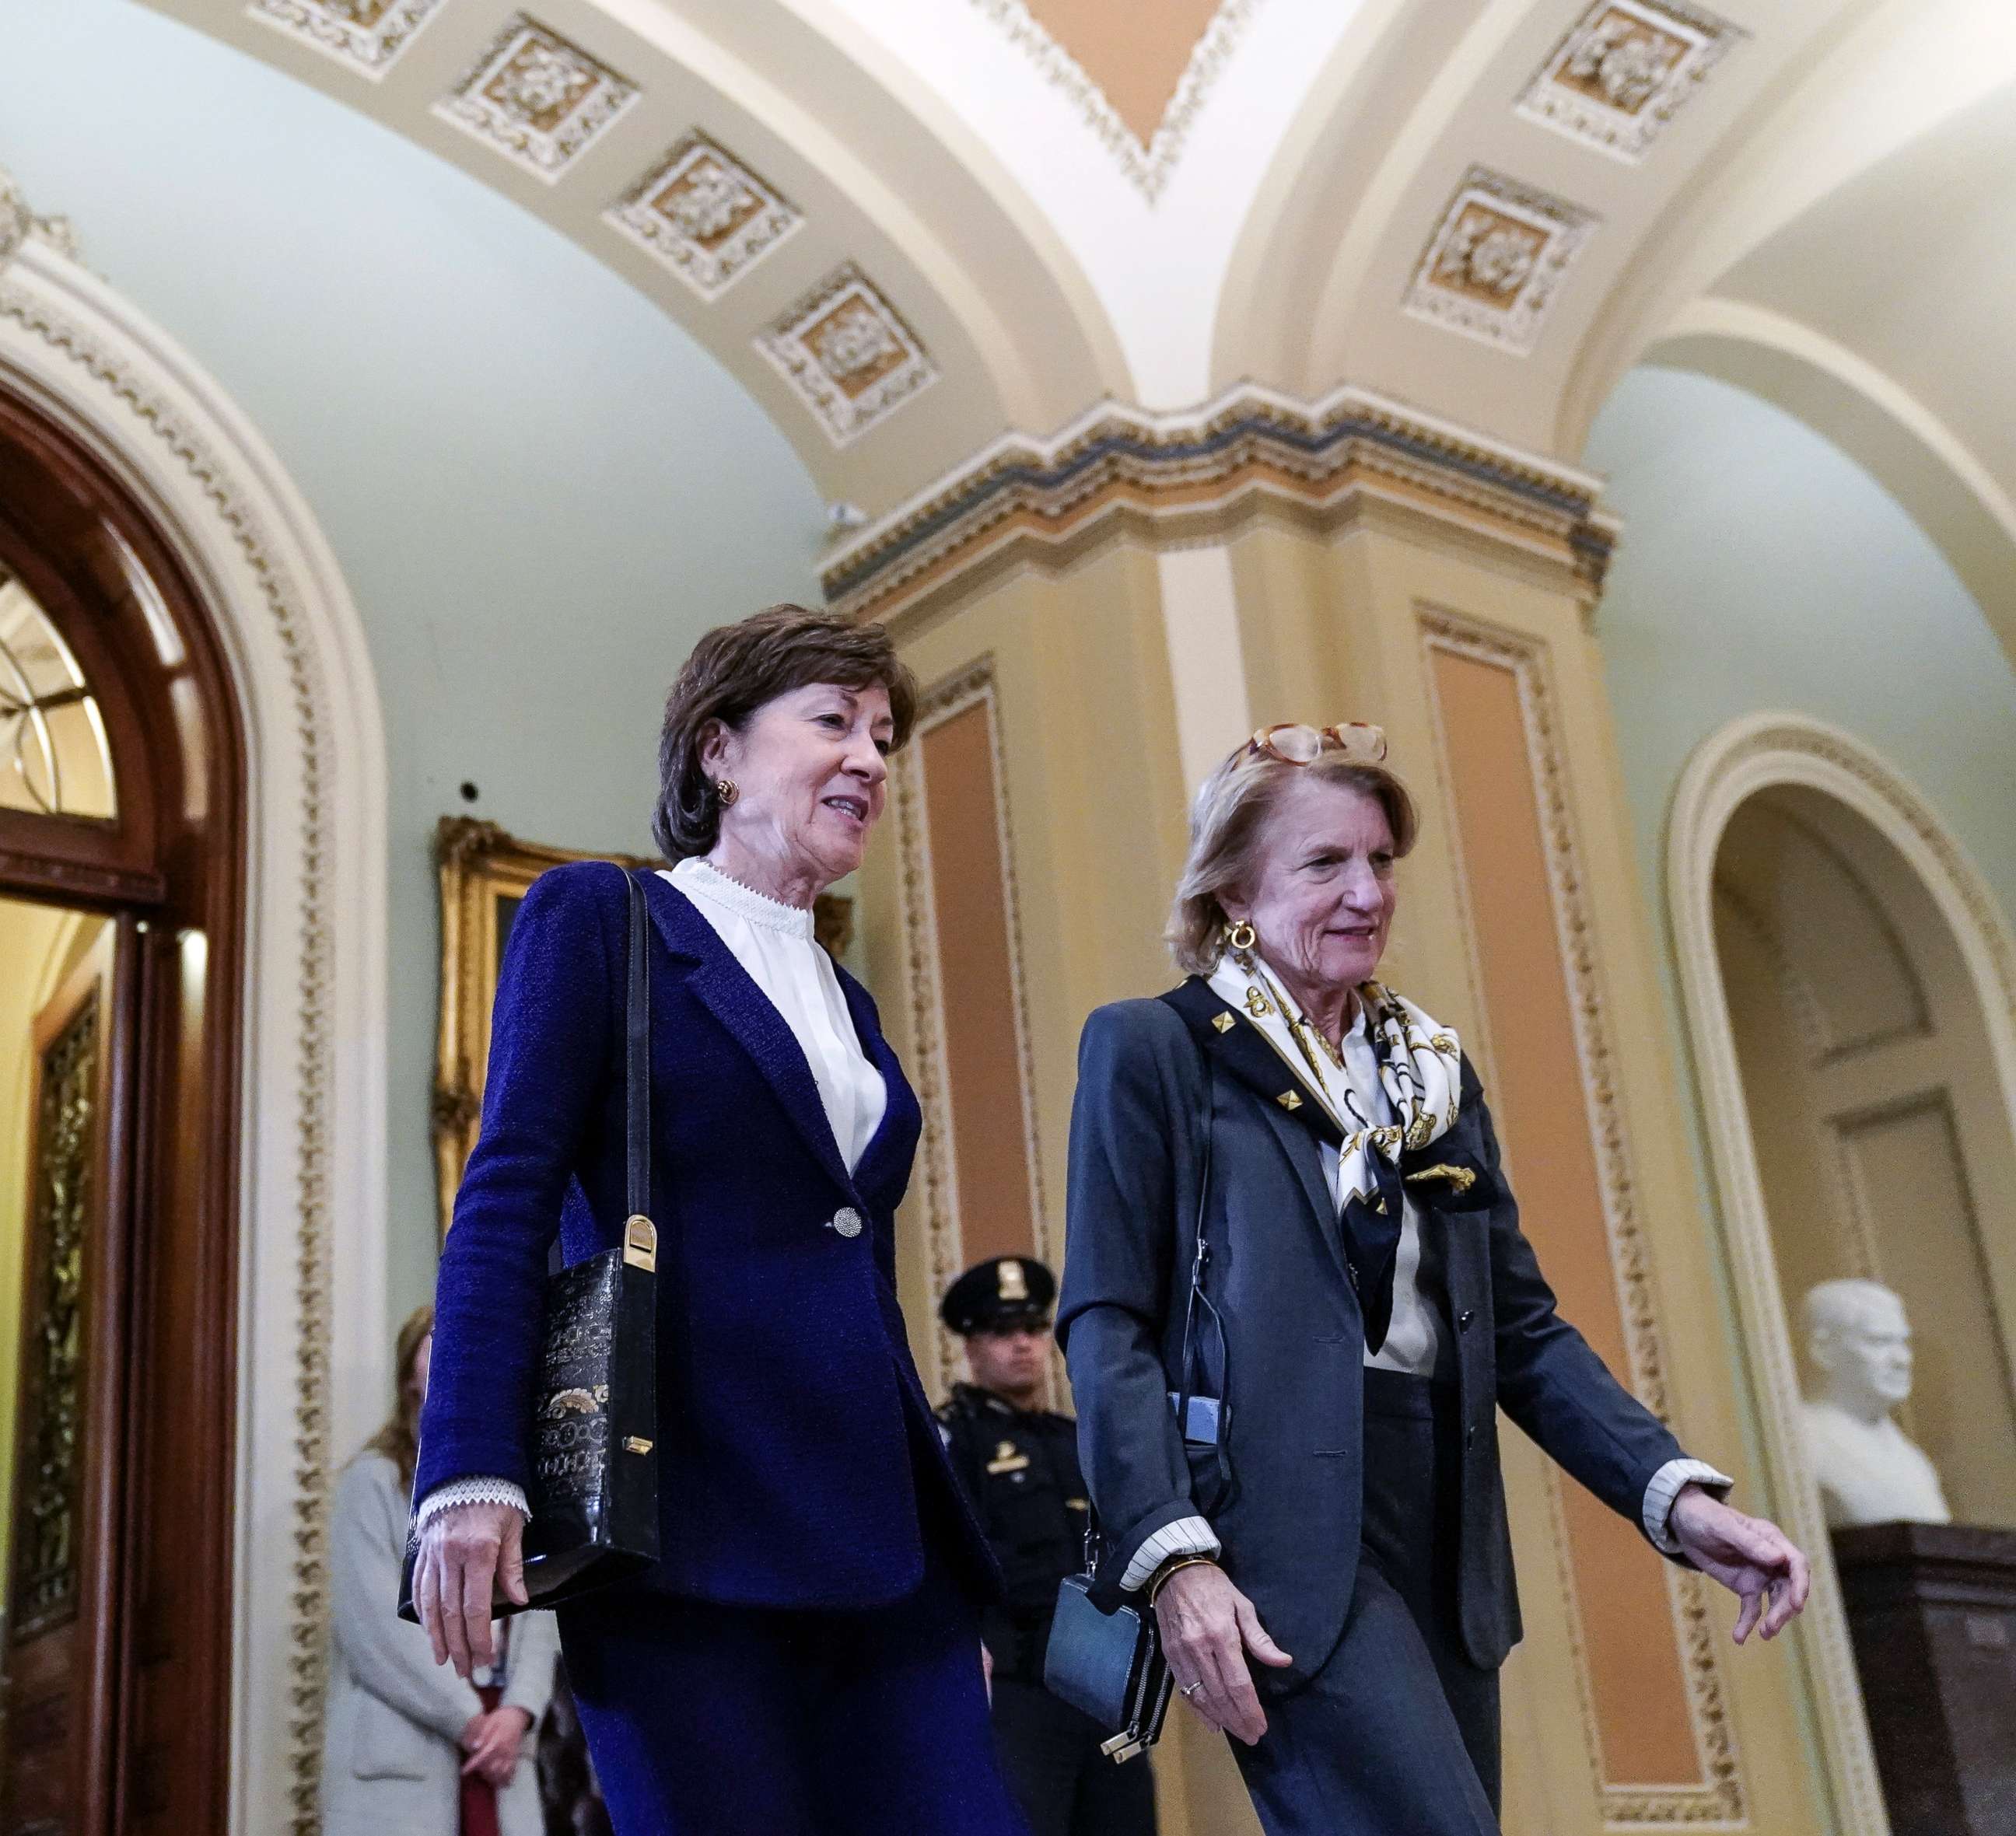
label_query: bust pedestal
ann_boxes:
[1832,1523,2016,1835]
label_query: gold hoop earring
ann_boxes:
[716,778,739,806]
[1226,919,1257,953]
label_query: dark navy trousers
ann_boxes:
[1231,1369,1503,1835]
[557,1512,1028,1836]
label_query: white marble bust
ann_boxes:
[1798,1278,1951,1530]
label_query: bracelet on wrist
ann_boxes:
[1147,1554,1218,1605]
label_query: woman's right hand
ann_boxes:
[1153,1562,1293,1746]
[414,1499,528,1679]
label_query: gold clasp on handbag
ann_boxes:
[623,1213,659,1271]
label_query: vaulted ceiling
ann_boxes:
[107,0,2016,660]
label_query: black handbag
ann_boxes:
[1044,1565,1174,1763]
[401,868,661,1619]
[1043,1057,1218,1762]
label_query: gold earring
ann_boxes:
[1226,919,1257,953]
[716,778,739,806]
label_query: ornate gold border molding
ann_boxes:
[824,383,1615,630]
[0,271,340,1828]
[433,818,856,1241]
[1421,607,1745,1824]
[891,655,1047,1396]
[966,0,1263,201]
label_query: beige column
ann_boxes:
[828,386,1846,1836]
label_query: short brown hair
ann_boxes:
[653,605,918,860]
[1166,750,1419,974]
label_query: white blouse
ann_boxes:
[664,856,887,1173]
[418,855,887,1533]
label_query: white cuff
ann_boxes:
[1119,1515,1221,1592]
[1643,1458,1732,1554]
[415,1476,531,1532]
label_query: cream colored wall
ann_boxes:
[860,545,1265,1836]
[1220,509,1839,1831]
[1715,789,2016,1526]
[0,899,103,1609]
[859,476,1847,1831]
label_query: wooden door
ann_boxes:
[1,922,134,1836]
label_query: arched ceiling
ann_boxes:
[113,0,2016,631]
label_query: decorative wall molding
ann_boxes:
[436,15,639,182]
[966,0,1264,202]
[1517,0,1747,165]
[607,131,803,300]
[891,656,1046,1397]
[823,382,1616,625]
[1662,712,2016,1836]
[755,262,937,449]
[1403,166,1598,355]
[1423,608,1744,1822]
[0,242,388,1835]
[249,0,451,75]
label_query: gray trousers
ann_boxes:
[1231,1371,1501,1835]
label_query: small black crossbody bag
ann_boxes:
[401,868,662,1619]
[1044,1054,1220,1762]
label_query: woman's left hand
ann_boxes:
[461,1705,532,1785]
[1668,1485,1811,1643]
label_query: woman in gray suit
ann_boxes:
[1059,722,1808,1834]
[323,1306,557,1836]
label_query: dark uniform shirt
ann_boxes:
[935,1384,1090,1685]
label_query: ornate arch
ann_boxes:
[0,226,388,1830]
[1666,711,2016,1836]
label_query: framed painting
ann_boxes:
[430,816,855,1238]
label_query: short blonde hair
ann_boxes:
[1165,750,1419,974]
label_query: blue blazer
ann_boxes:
[418,861,994,1610]
[1059,991,1692,1684]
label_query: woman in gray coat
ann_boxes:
[323,1306,557,1836]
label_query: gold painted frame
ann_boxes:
[431,816,854,1239]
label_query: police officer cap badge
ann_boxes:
[940,1254,1057,1336]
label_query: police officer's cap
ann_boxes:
[940,1256,1057,1336]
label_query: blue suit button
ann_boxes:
[829,1207,864,1239]
[1465,1424,1477,1450]
[1458,1310,1475,1331]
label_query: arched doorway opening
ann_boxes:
[0,379,244,1832]
[1668,712,2016,1834]
[1712,782,2016,1515]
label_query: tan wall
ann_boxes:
[850,436,1846,1832]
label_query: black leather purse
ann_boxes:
[401,868,661,1619]
[1044,1056,1218,1762]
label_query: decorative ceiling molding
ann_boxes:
[0,169,76,276]
[434,14,639,182]
[966,0,1264,202]
[756,263,939,448]
[822,382,1615,624]
[1517,0,1748,164]
[607,131,803,301]
[248,0,450,75]
[1403,166,1599,355]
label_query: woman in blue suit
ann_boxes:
[410,606,1027,1836]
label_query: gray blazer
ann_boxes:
[320,1453,558,1836]
[1058,990,1690,1687]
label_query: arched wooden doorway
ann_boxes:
[0,380,243,1834]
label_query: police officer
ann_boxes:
[937,1257,1158,1836]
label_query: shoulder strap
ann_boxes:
[625,869,653,1229]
